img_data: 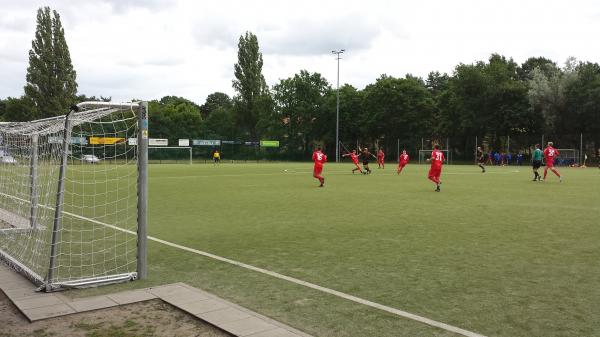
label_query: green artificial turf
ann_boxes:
[70,162,599,337]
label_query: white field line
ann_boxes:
[0,194,487,336]
[147,236,487,337]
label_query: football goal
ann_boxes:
[418,149,451,165]
[0,101,148,291]
[552,149,579,166]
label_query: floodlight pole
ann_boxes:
[332,49,345,162]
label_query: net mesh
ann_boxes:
[0,104,140,289]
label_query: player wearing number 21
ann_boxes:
[426,144,445,192]
[312,147,327,187]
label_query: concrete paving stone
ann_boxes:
[0,279,34,291]
[246,328,305,337]
[14,295,65,310]
[198,307,253,326]
[147,284,188,298]
[161,288,211,306]
[24,303,76,321]
[220,316,279,336]
[2,287,44,301]
[0,273,29,285]
[107,289,156,305]
[178,298,229,315]
[180,283,213,295]
[67,295,118,312]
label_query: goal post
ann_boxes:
[418,149,450,165]
[0,101,148,291]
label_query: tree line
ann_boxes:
[1,8,599,160]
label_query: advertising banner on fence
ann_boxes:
[260,140,280,148]
[221,140,243,145]
[178,139,190,146]
[244,141,260,146]
[89,137,125,145]
[128,138,137,146]
[193,139,220,146]
[149,138,169,146]
[48,137,88,145]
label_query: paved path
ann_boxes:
[0,264,312,337]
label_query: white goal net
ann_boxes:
[0,101,148,291]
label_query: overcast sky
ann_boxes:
[1,0,599,104]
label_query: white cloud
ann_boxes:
[0,0,599,105]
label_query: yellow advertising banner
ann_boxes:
[89,137,126,145]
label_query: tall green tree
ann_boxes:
[2,97,38,122]
[232,31,269,139]
[148,96,203,146]
[561,61,600,136]
[362,75,435,147]
[24,7,77,119]
[200,92,233,119]
[271,70,331,155]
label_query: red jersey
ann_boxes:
[543,147,559,165]
[349,153,359,163]
[377,150,385,159]
[399,154,409,164]
[312,151,327,168]
[430,150,445,168]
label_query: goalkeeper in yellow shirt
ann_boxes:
[213,150,221,165]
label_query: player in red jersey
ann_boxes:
[342,149,363,174]
[377,149,385,169]
[397,150,409,174]
[426,144,445,192]
[543,142,562,182]
[312,147,327,187]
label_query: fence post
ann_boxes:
[580,133,583,165]
[541,135,544,147]
[475,136,478,164]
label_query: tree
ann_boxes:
[561,61,600,136]
[362,75,435,147]
[271,70,331,156]
[24,7,77,119]
[232,31,269,138]
[76,94,111,103]
[148,96,203,145]
[322,84,364,150]
[2,97,38,122]
[518,56,557,80]
[0,99,6,121]
[200,92,232,119]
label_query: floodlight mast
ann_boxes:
[332,49,345,163]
